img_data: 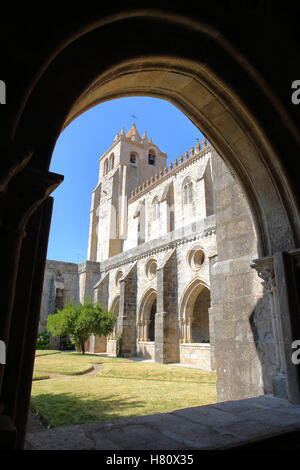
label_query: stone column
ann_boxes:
[90,273,109,353]
[137,320,143,341]
[179,318,191,343]
[251,256,288,399]
[144,319,151,341]
[252,250,300,403]
[155,249,179,363]
[117,263,137,357]
[0,164,62,449]
[78,260,100,304]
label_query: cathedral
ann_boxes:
[40,123,218,370]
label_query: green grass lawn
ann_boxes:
[31,352,217,428]
[35,350,62,357]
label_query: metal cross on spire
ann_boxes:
[130,112,138,124]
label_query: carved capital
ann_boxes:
[251,256,275,293]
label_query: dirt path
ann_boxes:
[44,362,103,380]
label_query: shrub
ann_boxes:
[36,332,51,350]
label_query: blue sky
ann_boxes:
[48,96,205,263]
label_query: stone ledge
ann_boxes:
[25,395,300,450]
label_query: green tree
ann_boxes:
[47,302,116,354]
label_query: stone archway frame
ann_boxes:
[108,294,120,340]
[109,294,120,317]
[62,56,298,257]
[13,10,299,257]
[179,278,210,343]
[5,9,300,449]
[10,8,300,402]
[137,287,157,342]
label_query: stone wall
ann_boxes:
[39,260,79,333]
[180,343,211,370]
[117,263,138,357]
[137,341,155,360]
[124,148,213,250]
[209,149,277,401]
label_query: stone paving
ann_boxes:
[25,395,300,450]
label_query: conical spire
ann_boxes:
[113,132,119,142]
[126,123,141,142]
[120,126,125,136]
[141,129,148,145]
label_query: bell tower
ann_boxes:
[87,124,167,262]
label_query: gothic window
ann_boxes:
[109,153,114,170]
[182,177,194,203]
[130,152,137,165]
[103,159,108,175]
[148,149,156,165]
[152,197,160,220]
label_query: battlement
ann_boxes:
[129,138,211,202]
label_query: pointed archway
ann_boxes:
[137,288,157,359]
[179,279,212,370]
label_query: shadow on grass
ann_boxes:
[31,392,146,429]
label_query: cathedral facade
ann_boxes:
[40,124,220,370]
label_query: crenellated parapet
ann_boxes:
[129,138,210,202]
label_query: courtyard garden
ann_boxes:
[31,352,217,428]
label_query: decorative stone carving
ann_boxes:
[251,255,287,397]
[251,257,275,293]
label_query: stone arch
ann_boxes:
[137,288,157,342]
[110,294,120,316]
[179,278,210,344]
[13,14,299,256]
[109,294,120,339]
[109,153,114,170]
[130,151,138,165]
[148,149,156,166]
[166,181,175,232]
[6,11,300,431]
[182,176,193,204]
[152,196,160,221]
[103,158,108,176]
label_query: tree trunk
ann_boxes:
[80,339,85,354]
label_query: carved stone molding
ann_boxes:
[251,256,275,293]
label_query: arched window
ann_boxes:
[109,153,114,170]
[152,197,160,220]
[130,152,137,165]
[182,177,193,203]
[148,149,156,165]
[103,159,108,175]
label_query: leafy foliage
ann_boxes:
[47,302,116,354]
[36,332,51,350]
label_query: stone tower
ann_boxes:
[87,124,167,261]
